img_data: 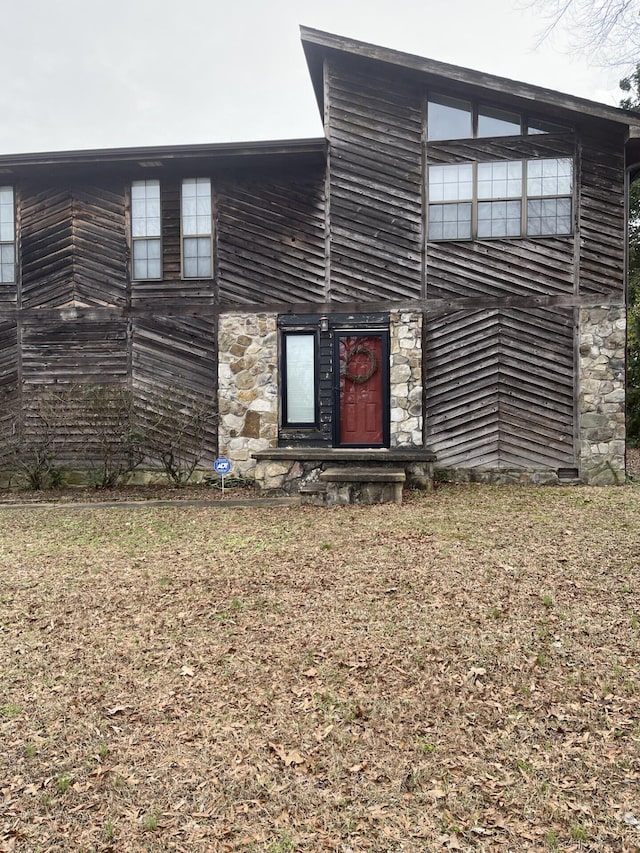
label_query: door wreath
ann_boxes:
[344,345,378,384]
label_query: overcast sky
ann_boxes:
[0,0,627,156]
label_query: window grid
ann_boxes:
[131,180,161,280]
[181,178,212,279]
[0,186,15,284]
[428,158,573,242]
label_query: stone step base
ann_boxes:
[299,466,406,506]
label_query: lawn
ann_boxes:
[1,485,640,852]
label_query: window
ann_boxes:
[427,94,568,140]
[0,186,15,284]
[282,332,317,426]
[427,95,472,141]
[427,157,573,241]
[526,158,573,236]
[131,180,161,279]
[181,178,212,278]
[478,105,521,138]
[427,164,472,240]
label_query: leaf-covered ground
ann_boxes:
[1,485,640,852]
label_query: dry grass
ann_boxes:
[1,484,640,852]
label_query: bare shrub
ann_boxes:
[79,384,146,488]
[142,387,217,487]
[0,387,72,490]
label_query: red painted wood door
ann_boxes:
[337,334,386,446]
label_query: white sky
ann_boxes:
[0,0,627,155]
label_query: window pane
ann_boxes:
[428,164,473,201]
[428,95,472,141]
[428,203,472,240]
[285,334,316,423]
[132,238,161,279]
[182,178,211,237]
[527,197,572,235]
[477,161,522,199]
[478,105,521,137]
[478,200,521,237]
[527,158,573,197]
[183,237,211,278]
[0,242,14,283]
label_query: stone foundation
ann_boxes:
[390,311,422,446]
[578,306,626,485]
[218,313,278,478]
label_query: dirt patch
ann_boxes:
[1,484,640,851]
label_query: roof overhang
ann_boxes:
[301,26,640,131]
[0,137,327,179]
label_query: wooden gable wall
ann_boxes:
[323,55,627,470]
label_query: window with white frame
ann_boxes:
[181,178,212,278]
[131,180,161,279]
[0,186,15,284]
[427,157,573,241]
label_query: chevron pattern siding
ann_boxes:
[327,60,423,302]
[217,173,325,306]
[20,183,127,309]
[426,306,575,468]
[132,316,218,461]
[20,188,74,309]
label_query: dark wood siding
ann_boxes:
[217,172,325,305]
[21,319,128,386]
[21,182,128,309]
[326,60,423,302]
[131,315,218,460]
[579,134,625,296]
[425,305,575,468]
[426,135,576,300]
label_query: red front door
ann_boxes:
[337,333,388,446]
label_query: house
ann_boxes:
[0,27,638,490]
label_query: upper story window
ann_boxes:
[181,178,212,278]
[0,186,15,284]
[427,95,567,141]
[427,157,573,241]
[131,180,161,280]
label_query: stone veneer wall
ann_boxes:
[389,311,423,447]
[578,305,626,485]
[218,313,278,478]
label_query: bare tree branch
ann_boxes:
[524,0,640,67]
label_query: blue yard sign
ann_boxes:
[213,456,232,495]
[213,456,232,476]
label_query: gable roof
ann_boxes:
[301,26,640,131]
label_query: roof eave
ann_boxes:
[0,137,327,172]
[300,25,640,129]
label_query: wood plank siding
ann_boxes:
[217,171,326,305]
[326,61,424,302]
[425,306,575,468]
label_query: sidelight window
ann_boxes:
[282,332,317,426]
